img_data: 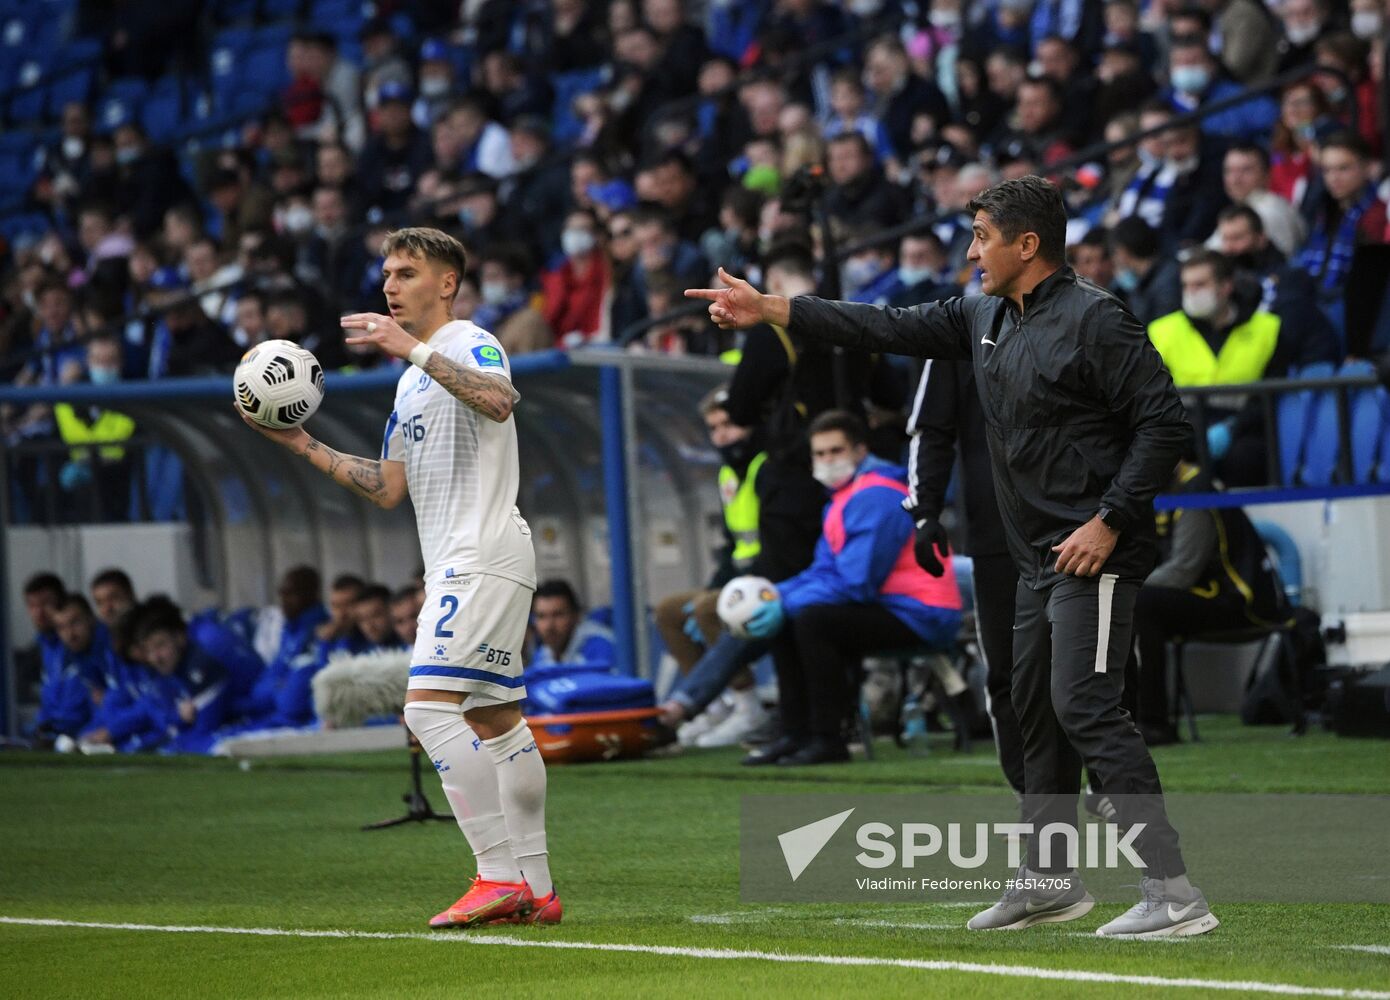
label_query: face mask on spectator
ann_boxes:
[1285,22,1320,46]
[898,265,935,287]
[561,228,596,257]
[88,366,120,385]
[62,136,84,160]
[812,457,858,490]
[1352,12,1382,38]
[1324,84,1347,104]
[1115,267,1140,292]
[1137,147,1162,169]
[1295,123,1317,143]
[1170,66,1210,95]
[115,146,139,167]
[848,0,881,14]
[842,257,882,289]
[481,280,512,305]
[420,75,450,98]
[283,204,314,235]
[929,10,961,28]
[1183,288,1220,319]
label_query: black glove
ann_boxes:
[913,516,950,577]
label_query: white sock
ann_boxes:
[403,702,522,883]
[483,720,552,897]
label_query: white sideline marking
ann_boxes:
[3,916,1388,998]
[1334,945,1390,956]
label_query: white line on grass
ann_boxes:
[3,916,1388,999]
[1334,946,1390,956]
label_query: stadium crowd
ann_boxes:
[3,0,1390,389]
[5,0,1386,754]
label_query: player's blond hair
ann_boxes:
[380,227,468,302]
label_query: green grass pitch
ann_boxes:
[3,716,1388,999]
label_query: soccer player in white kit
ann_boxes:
[239,228,558,927]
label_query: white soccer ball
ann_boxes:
[234,339,325,429]
[717,575,780,639]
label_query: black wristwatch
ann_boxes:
[1096,506,1126,534]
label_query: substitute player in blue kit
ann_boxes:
[239,227,557,928]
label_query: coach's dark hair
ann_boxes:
[380,227,468,302]
[90,568,135,598]
[966,176,1067,265]
[535,579,581,610]
[808,409,870,447]
[1179,247,1235,284]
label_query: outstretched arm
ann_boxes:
[238,414,408,509]
[341,313,518,422]
[685,267,974,359]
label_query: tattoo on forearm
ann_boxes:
[422,352,519,422]
[303,439,390,505]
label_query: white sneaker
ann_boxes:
[695,695,771,748]
[676,696,733,747]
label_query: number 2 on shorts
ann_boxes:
[435,594,460,638]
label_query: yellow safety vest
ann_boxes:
[1147,310,1281,387]
[53,403,135,463]
[718,451,767,570]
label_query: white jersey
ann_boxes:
[383,320,536,589]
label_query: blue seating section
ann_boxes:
[1274,361,1390,487]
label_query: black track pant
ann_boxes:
[774,604,921,741]
[1133,585,1249,725]
[972,553,1025,795]
[1013,574,1186,878]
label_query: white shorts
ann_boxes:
[407,572,533,709]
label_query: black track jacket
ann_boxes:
[789,267,1191,589]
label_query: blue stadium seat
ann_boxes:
[1340,360,1386,485]
[43,35,101,119]
[260,0,303,19]
[7,60,51,123]
[1275,362,1334,485]
[212,0,259,23]
[0,211,51,243]
[254,23,295,50]
[240,43,290,98]
[0,143,37,210]
[94,79,149,133]
[140,78,185,143]
[1302,387,1340,487]
[1253,520,1302,607]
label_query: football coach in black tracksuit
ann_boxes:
[688,176,1219,938]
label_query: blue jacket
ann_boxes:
[779,456,962,645]
[110,646,229,753]
[191,612,267,708]
[232,605,327,722]
[1163,80,1277,140]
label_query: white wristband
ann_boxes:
[408,342,435,369]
